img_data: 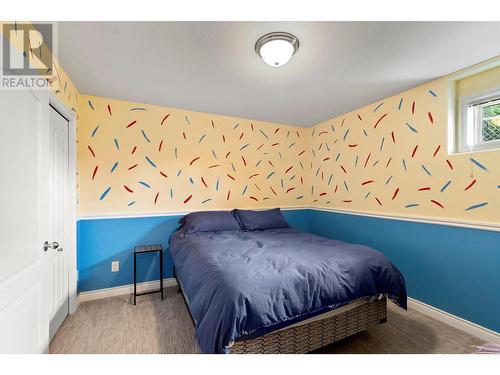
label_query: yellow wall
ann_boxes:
[77,95,309,216]
[309,76,500,226]
[455,65,500,99]
[70,66,500,224]
[49,62,80,115]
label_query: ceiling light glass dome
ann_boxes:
[255,32,299,68]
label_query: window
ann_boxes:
[460,90,500,152]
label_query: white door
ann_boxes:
[48,106,70,341]
[0,89,50,353]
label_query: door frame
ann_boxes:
[48,93,78,315]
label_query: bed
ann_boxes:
[169,209,407,354]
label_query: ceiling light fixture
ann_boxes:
[255,32,299,68]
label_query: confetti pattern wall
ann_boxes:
[77,95,309,216]
[309,77,500,226]
[49,62,80,115]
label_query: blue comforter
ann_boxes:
[169,228,407,353]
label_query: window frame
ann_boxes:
[459,88,500,152]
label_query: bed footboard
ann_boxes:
[229,297,387,354]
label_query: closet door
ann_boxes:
[0,89,50,353]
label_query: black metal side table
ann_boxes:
[133,244,164,305]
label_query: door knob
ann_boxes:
[43,241,59,252]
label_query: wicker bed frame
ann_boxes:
[229,297,387,354]
[173,269,388,354]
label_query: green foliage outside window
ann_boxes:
[482,103,500,142]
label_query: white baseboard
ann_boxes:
[78,284,499,343]
[77,278,178,304]
[408,297,500,343]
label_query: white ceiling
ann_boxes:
[58,22,500,127]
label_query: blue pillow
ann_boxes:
[180,211,241,234]
[232,208,290,231]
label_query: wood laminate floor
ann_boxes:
[50,287,484,354]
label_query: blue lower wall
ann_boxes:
[308,209,500,333]
[77,209,310,293]
[77,208,499,333]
